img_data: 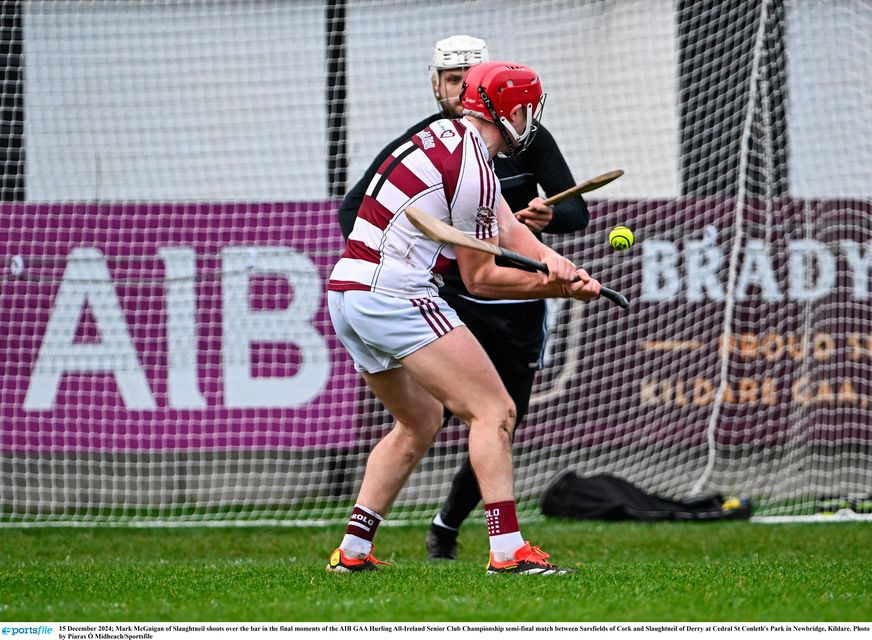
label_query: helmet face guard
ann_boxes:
[460,62,545,157]
[479,86,546,157]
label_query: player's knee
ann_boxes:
[456,395,515,435]
[394,420,441,456]
[389,428,428,466]
[396,403,442,434]
[482,398,516,438]
[499,403,517,438]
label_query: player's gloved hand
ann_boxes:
[516,197,554,233]
[541,253,577,285]
[567,269,601,301]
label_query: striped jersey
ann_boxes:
[328,118,501,298]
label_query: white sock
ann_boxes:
[340,534,373,559]
[432,514,458,531]
[489,532,525,562]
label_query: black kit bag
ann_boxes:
[540,471,752,522]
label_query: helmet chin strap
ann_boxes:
[477,86,531,157]
[498,105,532,145]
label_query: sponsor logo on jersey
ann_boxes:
[416,130,435,149]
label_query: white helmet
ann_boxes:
[430,35,489,71]
[430,35,489,114]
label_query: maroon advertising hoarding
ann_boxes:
[1,199,870,454]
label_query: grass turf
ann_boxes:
[1,521,870,622]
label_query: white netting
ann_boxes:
[1,0,870,526]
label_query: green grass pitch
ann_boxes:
[1,521,870,622]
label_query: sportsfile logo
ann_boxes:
[2,627,52,636]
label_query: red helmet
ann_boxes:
[459,61,545,155]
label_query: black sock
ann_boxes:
[437,458,481,530]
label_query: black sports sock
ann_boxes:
[437,458,481,530]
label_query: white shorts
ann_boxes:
[328,290,464,373]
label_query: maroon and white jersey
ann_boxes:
[328,118,500,298]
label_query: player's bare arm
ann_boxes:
[455,241,562,299]
[454,199,600,301]
[498,198,601,300]
[454,239,600,302]
[497,197,557,263]
[496,197,579,283]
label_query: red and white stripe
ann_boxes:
[410,298,454,336]
[328,118,500,297]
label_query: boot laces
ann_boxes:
[518,543,553,566]
[365,549,391,566]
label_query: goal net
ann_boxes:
[1,0,870,526]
